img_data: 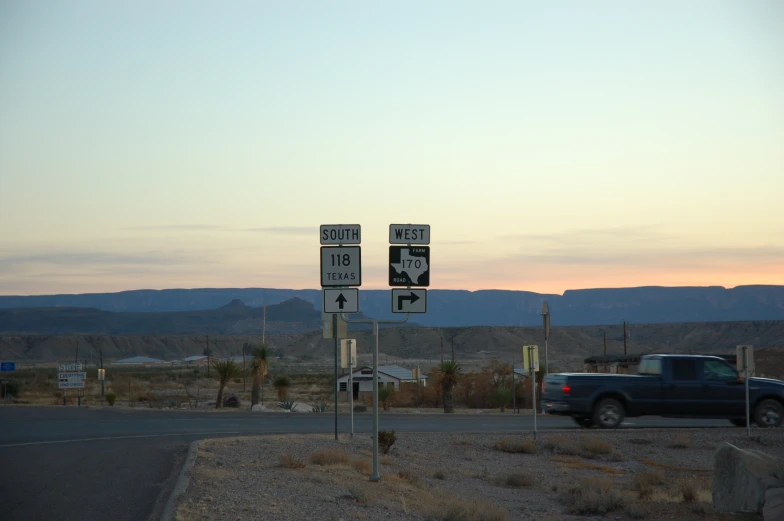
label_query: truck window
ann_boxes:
[671,359,698,380]
[638,359,662,376]
[703,360,738,381]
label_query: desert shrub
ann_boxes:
[493,473,533,488]
[398,468,420,486]
[279,453,306,468]
[559,477,626,515]
[545,435,613,459]
[309,449,350,466]
[490,386,512,411]
[432,498,508,521]
[106,392,117,406]
[1,380,21,398]
[579,437,614,458]
[379,429,397,455]
[494,438,536,454]
[345,486,368,504]
[626,503,648,519]
[433,470,447,480]
[633,470,665,499]
[679,478,698,503]
[668,433,691,449]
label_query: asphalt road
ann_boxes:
[0,406,733,521]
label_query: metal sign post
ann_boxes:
[744,345,750,437]
[348,340,355,437]
[737,345,754,437]
[342,312,410,482]
[531,346,537,439]
[541,302,550,376]
[333,313,339,441]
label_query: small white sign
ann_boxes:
[321,246,361,287]
[389,224,430,244]
[391,289,427,314]
[323,288,359,314]
[320,224,361,245]
[58,372,87,389]
[736,345,755,376]
[59,362,84,372]
[341,339,357,369]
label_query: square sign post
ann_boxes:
[341,339,357,437]
[320,224,362,442]
[523,345,539,439]
[737,345,754,437]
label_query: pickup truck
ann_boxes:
[540,354,784,429]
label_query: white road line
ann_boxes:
[0,431,242,448]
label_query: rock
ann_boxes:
[251,404,272,412]
[712,442,784,514]
[763,488,784,521]
[291,402,313,413]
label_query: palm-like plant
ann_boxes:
[491,386,513,412]
[212,359,241,409]
[273,375,292,401]
[439,360,462,413]
[250,345,270,406]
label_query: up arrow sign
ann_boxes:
[323,288,359,314]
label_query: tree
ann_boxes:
[250,344,270,406]
[273,375,292,401]
[379,385,394,411]
[212,359,240,409]
[439,360,462,413]
[491,386,512,412]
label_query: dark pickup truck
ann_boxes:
[540,354,784,429]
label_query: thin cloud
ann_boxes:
[124,224,227,231]
[500,224,665,243]
[244,226,317,235]
[0,251,196,268]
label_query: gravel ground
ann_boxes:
[175,428,783,521]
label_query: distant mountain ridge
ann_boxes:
[1,285,783,327]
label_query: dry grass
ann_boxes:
[676,476,698,503]
[544,435,614,459]
[667,433,692,449]
[626,502,648,519]
[398,468,421,487]
[279,453,306,469]
[430,498,509,521]
[551,455,624,475]
[451,437,473,446]
[309,449,351,466]
[632,469,665,499]
[638,458,711,473]
[494,438,537,454]
[352,457,371,475]
[559,477,627,515]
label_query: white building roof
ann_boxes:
[113,356,166,364]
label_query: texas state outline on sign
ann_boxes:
[390,248,429,284]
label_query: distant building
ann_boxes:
[182,355,209,366]
[111,356,167,367]
[335,365,427,400]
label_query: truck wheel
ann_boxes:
[572,416,594,428]
[753,399,783,428]
[593,398,625,429]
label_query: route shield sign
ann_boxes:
[389,246,430,287]
[323,288,359,314]
[321,246,362,287]
[391,289,427,313]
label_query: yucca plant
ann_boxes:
[250,344,270,406]
[212,359,241,409]
[439,360,462,413]
[491,386,513,412]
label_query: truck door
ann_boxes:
[663,358,704,415]
[699,359,746,417]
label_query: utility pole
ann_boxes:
[75,342,79,363]
[603,331,607,355]
[100,349,105,404]
[242,344,246,393]
[440,336,443,365]
[451,334,455,361]
[206,335,211,377]
[262,305,267,345]
[623,320,628,355]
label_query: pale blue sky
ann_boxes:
[1,1,782,295]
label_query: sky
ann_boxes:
[1,1,782,296]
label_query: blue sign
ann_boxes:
[0,362,15,372]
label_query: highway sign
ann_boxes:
[0,362,15,372]
[323,288,359,314]
[320,224,361,245]
[323,312,348,339]
[389,224,430,245]
[59,362,84,372]
[321,246,362,287]
[389,246,430,287]
[391,289,427,313]
[58,372,87,389]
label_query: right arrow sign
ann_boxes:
[391,289,427,314]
